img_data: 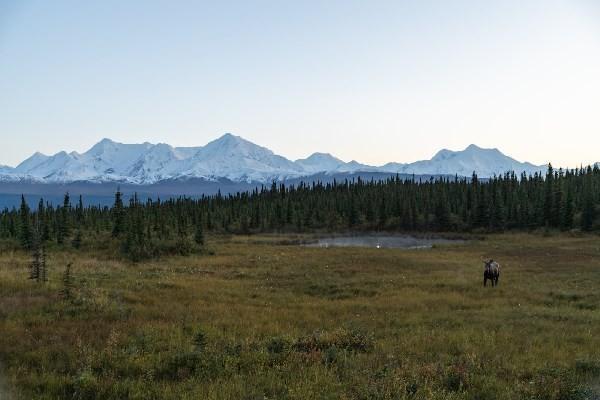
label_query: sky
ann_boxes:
[1,0,599,168]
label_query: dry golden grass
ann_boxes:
[0,232,599,399]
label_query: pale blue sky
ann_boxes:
[1,0,599,167]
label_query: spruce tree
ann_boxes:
[194,221,205,246]
[60,263,74,301]
[76,195,84,224]
[543,164,554,226]
[38,198,51,242]
[551,171,563,227]
[57,193,71,244]
[581,179,595,231]
[378,196,387,228]
[434,196,450,231]
[560,185,574,230]
[112,189,125,237]
[348,196,358,227]
[19,195,32,250]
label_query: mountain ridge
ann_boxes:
[2,133,548,184]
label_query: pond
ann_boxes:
[304,235,464,249]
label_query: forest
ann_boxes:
[2,165,598,260]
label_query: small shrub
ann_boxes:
[174,237,195,256]
[155,351,202,380]
[72,370,99,400]
[72,230,82,249]
[193,329,207,353]
[520,367,590,400]
[294,328,374,353]
[575,359,600,376]
[266,336,292,355]
[443,364,469,392]
[323,345,338,365]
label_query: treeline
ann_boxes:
[1,165,599,256]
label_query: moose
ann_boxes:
[483,259,500,287]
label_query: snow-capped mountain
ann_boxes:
[1,134,548,184]
[379,162,406,172]
[14,152,50,174]
[0,164,18,182]
[395,144,544,177]
[295,153,345,173]
[178,134,306,182]
[334,160,378,173]
[12,140,151,182]
[125,143,189,183]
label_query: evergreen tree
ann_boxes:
[434,196,450,231]
[112,189,125,237]
[76,195,84,224]
[19,195,32,250]
[122,195,150,261]
[38,199,51,242]
[378,196,387,228]
[581,176,595,231]
[57,193,71,244]
[348,196,358,228]
[543,164,554,226]
[194,221,205,246]
[60,263,74,301]
[560,185,574,230]
[551,171,563,227]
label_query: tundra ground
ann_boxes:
[1,233,599,399]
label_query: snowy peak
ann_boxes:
[84,138,153,173]
[433,145,498,161]
[335,160,378,173]
[126,143,185,182]
[199,133,275,158]
[379,162,406,173]
[295,153,380,174]
[86,138,117,154]
[182,133,304,182]
[14,152,50,174]
[295,152,345,173]
[403,144,543,177]
[1,135,549,184]
[465,144,488,152]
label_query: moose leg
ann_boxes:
[483,275,487,287]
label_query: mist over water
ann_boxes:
[305,235,464,249]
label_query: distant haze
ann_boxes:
[1,1,599,168]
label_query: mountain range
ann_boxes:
[1,133,548,185]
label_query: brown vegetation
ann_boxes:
[0,233,599,399]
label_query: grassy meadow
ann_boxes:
[1,233,600,399]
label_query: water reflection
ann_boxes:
[305,235,463,249]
